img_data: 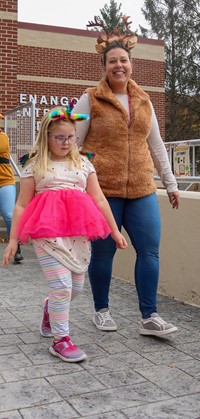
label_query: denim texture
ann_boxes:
[0,184,16,236]
[88,193,161,319]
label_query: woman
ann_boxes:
[0,113,23,262]
[73,17,180,337]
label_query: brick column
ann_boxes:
[0,0,18,113]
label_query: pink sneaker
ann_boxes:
[40,298,53,338]
[49,336,87,362]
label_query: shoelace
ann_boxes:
[152,316,166,326]
[149,316,168,330]
[98,311,112,326]
[143,315,166,326]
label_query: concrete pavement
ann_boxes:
[0,243,200,418]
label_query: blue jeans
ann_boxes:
[0,184,16,236]
[88,193,161,319]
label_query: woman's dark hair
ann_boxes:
[102,41,131,66]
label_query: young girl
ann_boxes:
[2,104,127,363]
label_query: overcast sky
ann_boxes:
[18,0,148,32]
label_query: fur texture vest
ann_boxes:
[82,77,157,198]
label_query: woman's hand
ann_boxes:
[2,239,18,266]
[168,191,180,209]
[111,230,128,249]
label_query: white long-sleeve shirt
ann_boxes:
[74,93,178,193]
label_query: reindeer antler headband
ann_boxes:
[87,15,137,54]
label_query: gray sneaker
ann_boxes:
[140,313,178,337]
[93,309,117,331]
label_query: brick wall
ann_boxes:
[133,59,165,88]
[17,47,104,81]
[0,0,18,112]
[0,0,166,138]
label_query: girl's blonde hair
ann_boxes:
[28,107,82,178]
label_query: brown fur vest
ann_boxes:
[82,78,157,199]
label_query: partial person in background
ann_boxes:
[73,16,180,337]
[0,113,23,262]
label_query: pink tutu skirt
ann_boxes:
[17,189,111,243]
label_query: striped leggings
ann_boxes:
[34,241,85,340]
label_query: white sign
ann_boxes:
[19,93,78,130]
[19,94,77,107]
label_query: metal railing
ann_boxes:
[165,138,200,180]
[154,139,200,188]
[4,102,35,176]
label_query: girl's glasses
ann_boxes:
[49,134,79,144]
